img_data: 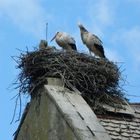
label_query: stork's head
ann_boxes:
[50,32,59,42]
[78,22,84,28]
[77,22,88,32]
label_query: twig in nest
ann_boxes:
[13,48,127,114]
[10,93,22,124]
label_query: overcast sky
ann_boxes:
[1,0,140,139]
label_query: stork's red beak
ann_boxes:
[50,32,58,42]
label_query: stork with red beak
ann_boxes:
[51,32,77,51]
[78,23,106,58]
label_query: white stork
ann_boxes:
[78,23,106,58]
[50,32,77,51]
[39,40,48,50]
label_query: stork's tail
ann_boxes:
[102,54,109,61]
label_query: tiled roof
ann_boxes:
[97,103,140,140]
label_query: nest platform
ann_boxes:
[16,48,126,113]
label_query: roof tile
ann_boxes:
[97,104,140,140]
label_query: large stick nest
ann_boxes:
[15,48,126,113]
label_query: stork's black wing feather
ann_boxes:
[94,44,105,58]
[69,43,77,51]
[92,34,103,44]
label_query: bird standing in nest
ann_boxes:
[51,32,77,51]
[78,23,106,58]
[39,40,48,50]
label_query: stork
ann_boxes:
[39,40,48,50]
[50,32,77,51]
[78,23,106,58]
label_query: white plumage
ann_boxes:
[51,32,77,51]
[78,23,105,58]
